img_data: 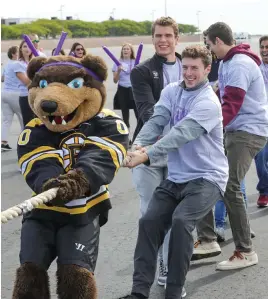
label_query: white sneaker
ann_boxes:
[191,240,221,261]
[157,257,167,286]
[164,284,187,298]
[216,250,258,270]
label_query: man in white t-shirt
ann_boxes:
[194,22,268,271]
[119,45,228,299]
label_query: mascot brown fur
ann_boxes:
[12,54,129,298]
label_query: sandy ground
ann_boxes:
[1,34,201,53]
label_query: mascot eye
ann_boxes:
[39,80,48,88]
[67,78,84,89]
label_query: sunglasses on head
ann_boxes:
[75,48,84,51]
[32,40,39,43]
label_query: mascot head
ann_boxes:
[27,54,108,132]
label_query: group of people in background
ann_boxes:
[1,36,87,151]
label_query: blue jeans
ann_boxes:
[255,142,268,195]
[215,178,247,228]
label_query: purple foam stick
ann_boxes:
[69,51,75,57]
[102,46,121,66]
[22,34,39,57]
[53,31,68,56]
[134,42,143,66]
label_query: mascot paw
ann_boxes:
[57,265,97,299]
[42,168,90,206]
[12,262,50,299]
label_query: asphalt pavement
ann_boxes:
[1,40,268,299]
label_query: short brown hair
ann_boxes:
[259,35,268,46]
[7,46,18,59]
[206,22,234,46]
[182,45,212,68]
[152,17,179,37]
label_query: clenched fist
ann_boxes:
[42,168,90,206]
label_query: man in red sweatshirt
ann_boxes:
[194,22,268,270]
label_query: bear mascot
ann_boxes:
[12,53,129,299]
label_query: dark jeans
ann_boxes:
[19,96,35,127]
[132,178,222,299]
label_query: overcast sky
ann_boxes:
[1,0,267,35]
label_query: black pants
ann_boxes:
[20,217,100,272]
[19,96,35,127]
[132,178,222,299]
[116,86,138,128]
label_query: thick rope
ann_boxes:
[1,149,132,224]
[1,188,58,224]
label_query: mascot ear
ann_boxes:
[80,54,108,82]
[27,57,48,80]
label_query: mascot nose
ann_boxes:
[41,100,58,113]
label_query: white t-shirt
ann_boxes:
[260,62,268,99]
[37,50,47,57]
[163,59,182,87]
[112,59,135,88]
[156,81,229,192]
[218,54,268,137]
[2,60,21,92]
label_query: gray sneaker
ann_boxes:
[181,287,187,298]
[216,227,226,243]
[157,257,167,286]
[164,284,187,298]
[1,143,12,151]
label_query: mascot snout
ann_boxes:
[41,100,58,113]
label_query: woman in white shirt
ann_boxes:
[1,46,23,151]
[112,43,138,130]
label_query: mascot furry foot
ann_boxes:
[12,263,50,299]
[57,265,97,299]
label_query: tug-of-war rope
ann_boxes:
[1,188,58,224]
[1,159,130,224]
[1,158,130,224]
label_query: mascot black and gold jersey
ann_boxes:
[17,109,129,225]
